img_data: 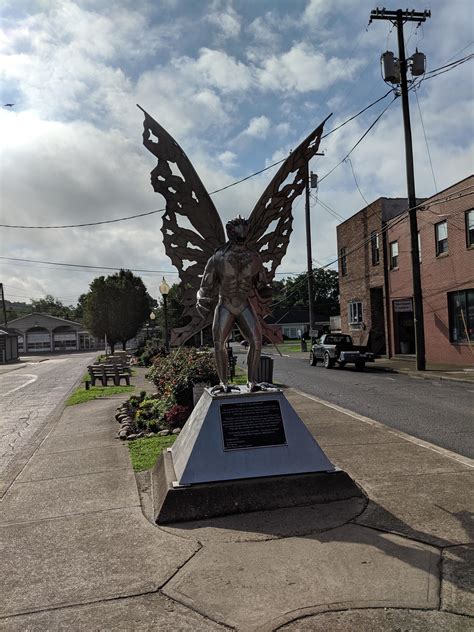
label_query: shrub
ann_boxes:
[147,347,218,404]
[165,404,191,430]
[137,336,168,367]
[123,348,216,435]
[135,396,172,430]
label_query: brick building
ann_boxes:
[386,175,473,365]
[337,197,410,355]
[337,175,474,366]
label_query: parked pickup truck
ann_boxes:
[309,333,374,370]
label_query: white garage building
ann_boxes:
[8,313,102,354]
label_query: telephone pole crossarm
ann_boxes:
[370,8,431,24]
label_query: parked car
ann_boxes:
[309,333,374,370]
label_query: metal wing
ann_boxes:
[246,116,331,343]
[139,106,226,346]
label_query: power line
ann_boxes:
[0,91,397,230]
[321,189,474,272]
[414,87,438,192]
[318,96,398,184]
[345,157,370,206]
[312,195,346,222]
[1,55,470,233]
[9,186,459,284]
[0,256,179,274]
[321,89,393,140]
[0,254,301,277]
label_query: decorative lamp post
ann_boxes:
[149,311,156,337]
[159,277,170,351]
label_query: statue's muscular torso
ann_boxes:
[214,246,262,315]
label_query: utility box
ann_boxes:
[411,50,426,76]
[256,354,274,384]
[381,51,400,83]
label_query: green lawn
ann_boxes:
[233,364,247,384]
[66,384,134,406]
[128,434,177,471]
[276,342,307,354]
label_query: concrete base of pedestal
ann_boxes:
[153,450,365,524]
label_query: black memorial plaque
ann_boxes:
[220,400,286,451]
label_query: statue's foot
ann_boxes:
[248,382,279,392]
[210,383,241,395]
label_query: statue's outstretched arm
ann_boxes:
[197,256,218,317]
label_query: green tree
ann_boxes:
[83,270,152,353]
[72,293,88,322]
[31,295,75,320]
[274,268,339,315]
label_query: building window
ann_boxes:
[418,231,422,263]
[390,241,399,269]
[435,220,448,256]
[371,231,380,265]
[349,301,363,325]
[466,210,474,247]
[448,289,474,343]
[340,247,347,276]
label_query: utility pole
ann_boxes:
[305,164,323,338]
[370,7,430,370]
[0,283,8,326]
[305,162,315,338]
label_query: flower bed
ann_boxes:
[116,347,218,440]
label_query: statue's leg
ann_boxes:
[236,304,262,388]
[212,305,235,388]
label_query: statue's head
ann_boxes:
[226,215,249,243]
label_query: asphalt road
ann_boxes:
[0,353,96,488]
[237,352,474,459]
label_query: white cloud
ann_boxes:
[178,48,254,94]
[303,0,332,23]
[241,115,271,138]
[206,1,241,40]
[135,66,229,138]
[303,0,353,26]
[257,43,363,93]
[218,150,237,168]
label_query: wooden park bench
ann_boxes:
[87,364,132,387]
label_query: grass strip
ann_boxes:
[128,434,177,471]
[66,385,134,406]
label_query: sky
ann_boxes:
[1,0,473,308]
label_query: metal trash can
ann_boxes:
[256,354,274,384]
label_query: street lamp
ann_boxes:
[149,311,156,337]
[159,277,170,351]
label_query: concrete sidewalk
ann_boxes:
[1,385,473,630]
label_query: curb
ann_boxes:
[385,367,474,384]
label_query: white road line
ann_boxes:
[1,374,38,397]
[291,387,474,469]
